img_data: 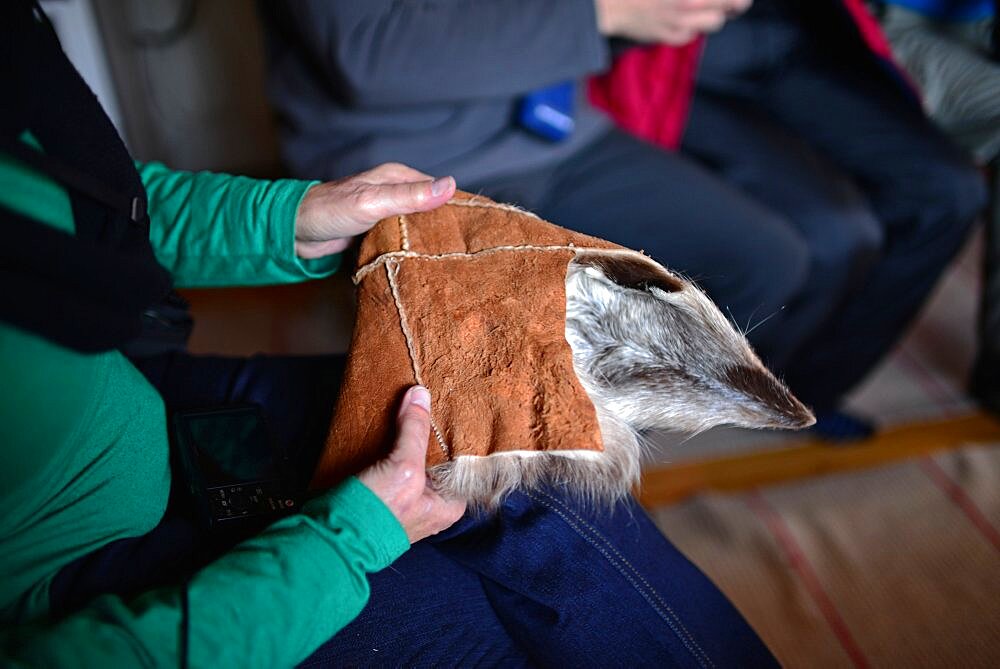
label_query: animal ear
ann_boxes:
[565,252,815,436]
[717,363,816,430]
[572,252,684,295]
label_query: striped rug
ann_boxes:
[651,444,1000,668]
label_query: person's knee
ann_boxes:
[761,239,811,313]
[806,207,885,283]
[936,156,989,219]
[908,157,989,235]
[708,220,810,330]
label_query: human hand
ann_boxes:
[358,386,467,544]
[294,163,456,259]
[595,0,751,45]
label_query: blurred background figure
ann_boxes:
[878,0,998,162]
[260,0,986,439]
[875,0,1000,414]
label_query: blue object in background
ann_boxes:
[517,81,576,142]
[886,0,995,21]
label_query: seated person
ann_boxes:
[260,0,987,439]
[0,2,777,665]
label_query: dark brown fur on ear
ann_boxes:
[573,252,683,294]
[724,365,815,429]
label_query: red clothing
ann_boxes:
[588,0,910,149]
[587,39,704,150]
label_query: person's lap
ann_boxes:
[302,540,533,668]
[52,351,777,667]
[308,485,776,668]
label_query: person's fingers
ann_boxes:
[686,0,750,21]
[363,162,435,184]
[356,386,469,543]
[681,0,748,10]
[660,26,699,45]
[389,386,433,471]
[359,177,456,221]
[418,490,467,536]
[433,495,468,524]
[677,9,728,32]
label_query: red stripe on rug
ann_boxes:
[920,457,1000,553]
[896,344,967,415]
[745,491,871,669]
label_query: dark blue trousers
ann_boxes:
[469,1,986,413]
[50,352,777,668]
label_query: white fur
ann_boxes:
[431,252,813,510]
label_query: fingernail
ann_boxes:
[431,176,452,197]
[409,385,431,412]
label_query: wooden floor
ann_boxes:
[639,412,1000,508]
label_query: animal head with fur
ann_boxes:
[312,192,814,508]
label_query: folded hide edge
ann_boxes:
[310,191,815,508]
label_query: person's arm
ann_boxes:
[140,161,330,288]
[1,479,408,668]
[141,161,455,289]
[273,0,611,107]
[2,386,464,668]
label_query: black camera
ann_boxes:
[171,405,297,529]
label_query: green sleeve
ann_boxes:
[0,478,409,668]
[139,162,340,288]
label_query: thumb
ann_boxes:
[364,177,456,221]
[389,386,433,469]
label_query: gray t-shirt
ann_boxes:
[260,0,612,185]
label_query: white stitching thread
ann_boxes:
[353,245,657,284]
[384,260,450,458]
[399,214,411,251]
[447,197,541,219]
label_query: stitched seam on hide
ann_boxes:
[446,197,541,218]
[398,214,411,251]
[384,259,451,459]
[537,489,716,668]
[353,246,657,284]
[525,491,714,669]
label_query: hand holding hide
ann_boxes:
[294,163,456,259]
[595,0,752,45]
[358,386,467,544]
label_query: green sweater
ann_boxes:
[0,149,410,667]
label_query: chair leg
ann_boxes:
[972,160,1000,413]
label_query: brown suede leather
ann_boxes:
[311,192,625,490]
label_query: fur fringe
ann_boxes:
[429,403,644,511]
